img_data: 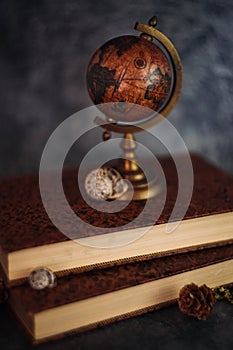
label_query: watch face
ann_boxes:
[85,167,128,200]
[28,267,56,290]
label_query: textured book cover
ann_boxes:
[7,244,233,343]
[1,154,233,284]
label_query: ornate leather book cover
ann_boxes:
[1,154,233,284]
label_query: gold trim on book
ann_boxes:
[3,238,233,288]
[9,259,233,342]
[5,211,233,284]
[32,299,177,345]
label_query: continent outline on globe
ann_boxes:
[86,35,174,123]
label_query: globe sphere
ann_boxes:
[86,35,173,123]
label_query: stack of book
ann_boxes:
[0,154,233,344]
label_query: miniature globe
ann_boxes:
[86,35,174,123]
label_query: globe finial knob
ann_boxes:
[148,16,157,27]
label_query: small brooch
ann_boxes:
[28,267,57,290]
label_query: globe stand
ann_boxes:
[107,132,161,201]
[86,16,182,201]
[94,116,162,201]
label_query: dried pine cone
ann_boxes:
[178,283,216,320]
[0,278,8,304]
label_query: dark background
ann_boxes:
[0,1,233,349]
[0,0,233,178]
[0,301,233,350]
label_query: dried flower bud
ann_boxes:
[178,283,216,320]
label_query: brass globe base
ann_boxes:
[120,175,162,201]
[106,158,162,201]
[105,133,163,201]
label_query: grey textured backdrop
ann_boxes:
[0,0,233,178]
